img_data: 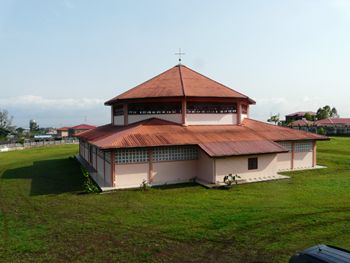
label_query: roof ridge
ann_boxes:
[178,65,186,96]
[180,65,250,99]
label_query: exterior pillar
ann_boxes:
[95,147,97,170]
[123,104,128,126]
[182,98,187,126]
[312,141,316,167]
[103,152,106,185]
[111,151,116,187]
[148,149,154,183]
[212,159,216,184]
[291,142,295,170]
[247,104,250,118]
[237,101,242,125]
[111,105,114,125]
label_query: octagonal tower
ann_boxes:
[104,64,255,126]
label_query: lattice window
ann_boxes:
[278,142,292,152]
[97,149,104,158]
[295,142,313,152]
[152,146,198,162]
[105,152,111,163]
[128,103,181,115]
[114,105,124,116]
[116,148,149,164]
[187,102,237,114]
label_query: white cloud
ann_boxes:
[0,95,104,110]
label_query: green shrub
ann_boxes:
[81,166,101,193]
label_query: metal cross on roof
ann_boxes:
[175,48,185,64]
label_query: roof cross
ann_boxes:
[174,48,185,64]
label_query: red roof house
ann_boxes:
[76,64,327,190]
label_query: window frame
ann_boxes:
[248,157,258,170]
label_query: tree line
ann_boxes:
[268,105,339,125]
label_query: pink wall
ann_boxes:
[276,152,292,171]
[294,152,313,169]
[197,150,215,183]
[215,154,278,183]
[152,160,197,185]
[115,163,148,189]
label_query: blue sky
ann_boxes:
[1,0,350,127]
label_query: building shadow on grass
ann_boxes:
[2,157,85,196]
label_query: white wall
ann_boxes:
[294,152,313,169]
[114,115,124,126]
[241,114,248,121]
[186,113,237,125]
[197,150,214,183]
[215,154,278,183]
[152,160,196,185]
[115,163,148,189]
[128,114,182,124]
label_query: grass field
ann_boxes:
[0,138,350,262]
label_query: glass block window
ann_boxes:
[295,142,313,152]
[278,142,292,152]
[105,152,111,163]
[152,146,198,162]
[116,148,149,164]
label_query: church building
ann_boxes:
[76,64,327,190]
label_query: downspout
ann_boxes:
[213,158,216,184]
[291,142,295,170]
[312,141,316,167]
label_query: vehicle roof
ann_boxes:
[301,244,350,263]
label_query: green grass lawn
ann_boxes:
[0,139,350,263]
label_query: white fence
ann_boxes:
[0,139,79,152]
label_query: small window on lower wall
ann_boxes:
[248,157,258,170]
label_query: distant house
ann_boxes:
[285,111,316,123]
[57,124,96,138]
[289,118,350,135]
[69,124,96,137]
[57,127,70,138]
[288,119,314,131]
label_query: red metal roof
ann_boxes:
[314,118,350,126]
[288,119,314,127]
[57,127,70,131]
[288,118,350,127]
[242,119,328,141]
[70,124,96,130]
[76,118,328,156]
[199,140,287,157]
[286,111,316,117]
[105,65,255,105]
